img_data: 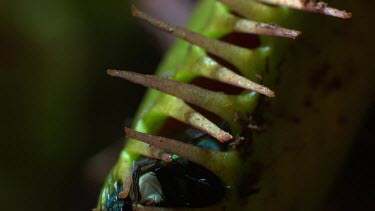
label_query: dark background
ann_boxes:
[0,0,373,210]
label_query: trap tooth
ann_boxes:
[220,0,273,21]
[118,174,132,199]
[107,70,253,122]
[133,204,174,211]
[193,56,275,97]
[231,16,301,39]
[121,125,172,162]
[131,145,172,163]
[165,97,232,142]
[116,151,133,198]
[259,0,352,19]
[125,128,220,168]
[132,5,256,75]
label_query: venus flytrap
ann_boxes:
[96,1,366,211]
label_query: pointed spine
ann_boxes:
[232,17,301,39]
[132,5,255,74]
[192,56,275,97]
[116,151,133,199]
[133,204,174,211]
[220,0,273,21]
[129,145,172,163]
[259,0,352,19]
[165,97,233,142]
[125,128,219,167]
[107,69,250,121]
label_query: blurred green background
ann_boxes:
[0,0,163,210]
[0,0,374,210]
